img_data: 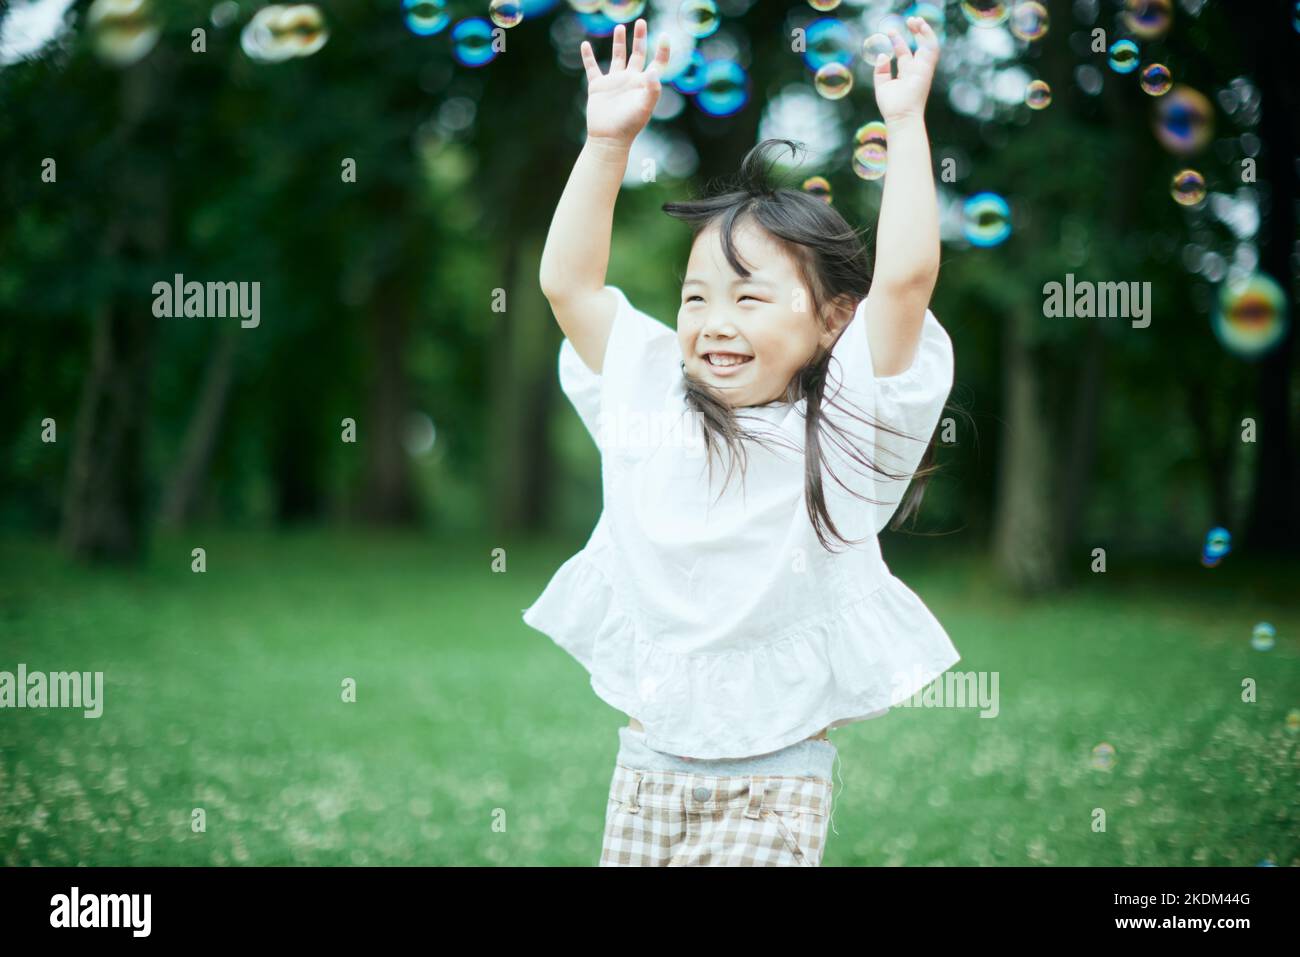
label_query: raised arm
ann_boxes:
[538,18,670,375]
[863,16,942,378]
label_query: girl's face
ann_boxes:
[678,219,844,407]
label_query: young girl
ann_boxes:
[523,16,958,866]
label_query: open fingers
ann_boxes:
[610,22,627,72]
[886,26,912,67]
[910,16,940,64]
[627,18,647,73]
[580,40,602,84]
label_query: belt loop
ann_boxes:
[744,776,764,819]
[627,771,643,814]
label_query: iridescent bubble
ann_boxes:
[1123,0,1173,40]
[404,0,450,36]
[962,193,1012,247]
[1107,38,1139,74]
[1212,272,1289,359]
[451,17,497,67]
[242,4,328,62]
[1170,169,1205,206]
[1250,622,1276,652]
[275,4,328,57]
[570,0,602,12]
[488,0,523,29]
[1140,62,1172,96]
[1202,526,1230,560]
[960,0,1008,28]
[601,0,646,24]
[814,61,853,100]
[851,122,888,180]
[862,33,893,63]
[802,17,855,71]
[1090,742,1116,771]
[679,0,719,39]
[853,119,887,147]
[809,0,842,12]
[1010,1,1048,41]
[696,60,748,116]
[802,176,833,203]
[1025,79,1052,109]
[672,51,707,94]
[88,0,161,66]
[1153,85,1214,155]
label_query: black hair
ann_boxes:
[662,138,952,551]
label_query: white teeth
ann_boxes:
[707,353,751,367]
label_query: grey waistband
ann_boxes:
[615,726,836,780]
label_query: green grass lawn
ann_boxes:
[1,529,1296,866]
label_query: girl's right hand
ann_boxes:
[581,19,670,146]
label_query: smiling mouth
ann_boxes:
[703,352,753,368]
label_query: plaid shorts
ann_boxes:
[599,730,837,867]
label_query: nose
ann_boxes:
[700,308,740,340]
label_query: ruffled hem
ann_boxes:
[521,547,962,760]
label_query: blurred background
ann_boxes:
[0,0,1297,866]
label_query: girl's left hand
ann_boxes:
[872,16,940,124]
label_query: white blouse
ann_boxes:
[522,285,961,759]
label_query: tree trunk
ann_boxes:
[991,295,1064,593]
[358,273,418,524]
[1056,321,1103,554]
[59,65,165,563]
[159,329,239,528]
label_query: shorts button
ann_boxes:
[692,785,710,802]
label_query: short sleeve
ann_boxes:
[555,285,682,454]
[820,298,954,534]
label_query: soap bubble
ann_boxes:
[1140,62,1172,96]
[1212,272,1289,359]
[452,17,497,67]
[1107,38,1139,73]
[696,59,748,116]
[1123,0,1173,40]
[672,51,707,94]
[1153,85,1214,155]
[242,4,329,63]
[802,176,833,203]
[851,122,888,180]
[88,0,161,66]
[814,62,853,100]
[678,0,719,39]
[1025,79,1051,109]
[1010,2,1048,41]
[404,0,450,36]
[862,33,893,63]
[802,17,855,71]
[1250,622,1275,652]
[601,0,646,24]
[488,0,523,29]
[808,0,842,11]
[1090,743,1116,771]
[962,193,1012,246]
[960,0,1008,27]
[1171,169,1206,207]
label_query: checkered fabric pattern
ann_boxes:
[599,762,833,866]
